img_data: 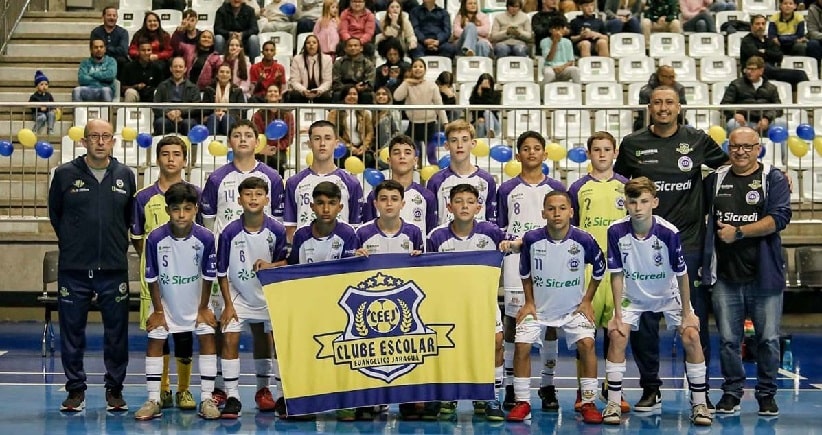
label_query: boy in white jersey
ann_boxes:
[496,131,566,412]
[427,184,514,422]
[284,120,364,242]
[216,177,289,419]
[357,179,424,256]
[426,120,497,225]
[131,136,197,412]
[507,191,604,424]
[361,135,437,235]
[601,177,711,427]
[135,183,219,421]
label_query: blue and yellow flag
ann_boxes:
[258,251,503,416]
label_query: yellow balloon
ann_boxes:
[708,125,727,144]
[504,160,522,177]
[121,126,137,142]
[814,136,822,156]
[305,151,314,166]
[587,162,593,173]
[180,136,191,148]
[420,165,439,181]
[18,128,36,148]
[787,135,809,158]
[472,138,490,157]
[68,126,84,142]
[207,140,228,157]
[379,147,390,163]
[545,142,566,162]
[256,134,267,154]
[344,156,365,174]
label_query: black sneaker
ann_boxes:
[503,384,516,410]
[757,396,779,416]
[399,402,421,420]
[715,393,741,414]
[355,406,376,421]
[634,388,662,412]
[60,389,86,412]
[706,393,715,414]
[538,385,560,411]
[220,397,242,419]
[421,401,441,420]
[105,388,128,411]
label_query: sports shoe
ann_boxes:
[503,385,516,410]
[439,401,457,414]
[602,401,622,425]
[336,408,356,421]
[60,390,85,412]
[757,396,779,416]
[160,390,174,409]
[706,393,715,414]
[539,385,559,411]
[134,400,162,421]
[580,402,603,424]
[715,393,741,414]
[355,406,377,421]
[691,403,713,426]
[212,388,227,408]
[255,387,276,412]
[599,383,631,412]
[199,398,221,420]
[485,400,505,421]
[399,402,421,420]
[634,388,661,412]
[422,401,441,420]
[105,389,128,411]
[506,401,531,422]
[575,389,583,412]
[176,390,196,410]
[274,397,315,421]
[221,397,242,419]
[472,401,487,415]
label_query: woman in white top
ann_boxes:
[452,0,492,57]
[375,0,417,56]
[393,58,448,166]
[286,34,333,103]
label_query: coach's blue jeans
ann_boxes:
[712,279,782,399]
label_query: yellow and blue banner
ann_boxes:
[258,251,503,415]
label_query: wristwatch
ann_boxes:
[734,226,744,240]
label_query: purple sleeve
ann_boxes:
[271,222,288,262]
[347,176,364,225]
[606,226,622,271]
[130,193,146,237]
[426,230,440,253]
[496,182,509,230]
[283,176,298,225]
[287,228,306,265]
[483,171,497,222]
[342,227,360,258]
[267,170,285,219]
[582,231,605,280]
[361,190,376,222]
[144,233,159,281]
[519,232,532,279]
[665,230,687,275]
[200,174,219,218]
[568,178,582,227]
[202,232,217,280]
[216,226,232,275]
[424,187,437,233]
[411,226,424,252]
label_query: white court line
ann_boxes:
[0,351,7,356]
[811,384,822,390]
[778,368,807,380]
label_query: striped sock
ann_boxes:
[199,354,217,401]
[223,358,240,399]
[146,356,163,402]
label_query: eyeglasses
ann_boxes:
[86,133,113,142]
[728,143,758,152]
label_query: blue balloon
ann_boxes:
[188,124,209,144]
[266,119,288,140]
[768,125,788,143]
[431,131,447,147]
[721,139,729,154]
[227,150,234,162]
[541,162,550,175]
[333,142,348,159]
[35,141,53,159]
[279,2,296,16]
[0,140,12,157]
[364,168,385,187]
[797,123,815,141]
[438,154,450,169]
[137,133,153,149]
[489,145,513,163]
[759,144,766,159]
[568,147,588,164]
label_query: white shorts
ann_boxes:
[495,304,503,334]
[222,318,273,334]
[514,312,595,350]
[502,254,525,317]
[621,295,690,331]
[148,323,215,340]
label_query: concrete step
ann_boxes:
[14,21,96,38]
[0,120,77,137]
[24,11,100,21]
[0,56,87,65]
[0,177,50,202]
[0,91,72,102]
[0,65,78,82]
[5,43,88,58]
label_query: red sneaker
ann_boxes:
[620,398,631,413]
[574,389,582,412]
[212,388,227,408]
[580,402,603,424]
[506,401,531,422]
[255,387,277,412]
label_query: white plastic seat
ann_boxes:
[455,56,493,83]
[502,82,541,106]
[543,82,582,105]
[119,0,151,10]
[110,135,147,167]
[627,82,644,105]
[483,0,507,11]
[741,0,776,13]
[61,136,86,164]
[715,11,750,34]
[195,10,216,31]
[727,32,745,58]
[496,57,534,83]
[551,109,591,138]
[74,106,111,126]
[118,9,145,33]
[584,82,623,106]
[782,109,809,135]
[421,56,452,82]
[618,55,654,83]
[259,32,294,56]
[649,33,685,59]
[797,80,822,105]
[594,110,633,136]
[115,107,152,133]
[504,110,546,139]
[659,55,697,81]
[577,56,615,82]
[688,33,724,59]
[155,9,183,27]
[192,0,223,12]
[782,56,819,80]
[770,80,793,104]
[295,32,309,53]
[700,55,737,83]
[458,82,473,105]
[609,33,645,58]
[297,108,327,133]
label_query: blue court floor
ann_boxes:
[2,321,822,434]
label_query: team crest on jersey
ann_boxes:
[193,242,203,266]
[568,244,580,255]
[746,191,760,205]
[615,197,625,210]
[653,252,663,266]
[412,196,423,205]
[314,272,455,383]
[332,240,342,250]
[267,234,275,251]
[413,207,423,221]
[676,143,692,155]
[568,257,581,272]
[476,239,489,249]
[652,239,662,251]
[73,179,84,188]
[748,179,762,190]
[677,156,693,172]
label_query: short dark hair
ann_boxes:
[165,182,199,207]
[750,14,766,24]
[90,37,106,49]
[374,180,405,199]
[625,176,657,198]
[308,120,337,138]
[262,40,276,51]
[547,15,568,30]
[102,6,117,15]
[229,119,258,137]
[182,9,197,19]
[543,190,571,206]
[313,180,342,200]
[586,131,616,152]
[388,134,416,153]
[449,183,479,200]
[238,176,269,194]
[516,130,546,151]
[156,135,188,160]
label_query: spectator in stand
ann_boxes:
[215,0,261,60]
[806,0,822,59]
[720,56,785,136]
[569,0,609,57]
[490,0,533,57]
[452,0,492,57]
[259,0,299,38]
[250,41,286,103]
[603,0,642,35]
[285,34,334,103]
[742,14,808,90]
[634,64,687,130]
[374,86,402,153]
[328,85,376,168]
[171,10,201,67]
[393,58,448,165]
[375,0,419,12]
[541,16,580,84]
[641,0,682,46]
[153,57,202,136]
[332,37,376,103]
[769,0,807,56]
[375,39,410,93]
[153,0,186,10]
[203,64,247,136]
[188,30,216,85]
[532,0,564,54]
[710,0,736,11]
[297,0,325,34]
[680,0,716,33]
[253,84,295,174]
[314,0,340,57]
[468,73,501,139]
[198,35,252,98]
[409,0,457,58]
[375,0,418,55]
[29,70,56,135]
[73,38,117,102]
[121,40,164,103]
[338,0,377,56]
[436,71,459,122]
[90,6,129,76]
[128,12,174,78]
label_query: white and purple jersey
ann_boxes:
[217,215,288,319]
[356,219,424,254]
[426,220,505,253]
[200,162,285,237]
[426,167,497,225]
[497,176,566,238]
[519,226,605,322]
[284,168,364,229]
[606,216,687,312]
[361,182,437,235]
[144,224,217,331]
[288,221,359,264]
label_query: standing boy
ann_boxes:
[357,179,424,256]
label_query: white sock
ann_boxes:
[495,365,504,401]
[580,377,598,404]
[255,358,272,391]
[199,354,217,401]
[503,342,515,388]
[513,377,530,403]
[271,358,283,399]
[146,356,163,402]
[223,358,241,399]
[605,360,626,404]
[686,362,708,405]
[215,356,224,391]
[541,339,558,387]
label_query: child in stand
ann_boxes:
[30,70,56,135]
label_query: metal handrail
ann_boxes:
[0,0,32,55]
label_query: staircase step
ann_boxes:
[0,178,50,202]
[24,11,101,21]
[0,56,88,65]
[5,43,89,58]
[0,66,79,82]
[0,120,77,137]
[14,21,96,37]
[0,91,72,102]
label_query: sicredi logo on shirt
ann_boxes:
[717,211,759,223]
[654,179,692,192]
[623,269,666,280]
